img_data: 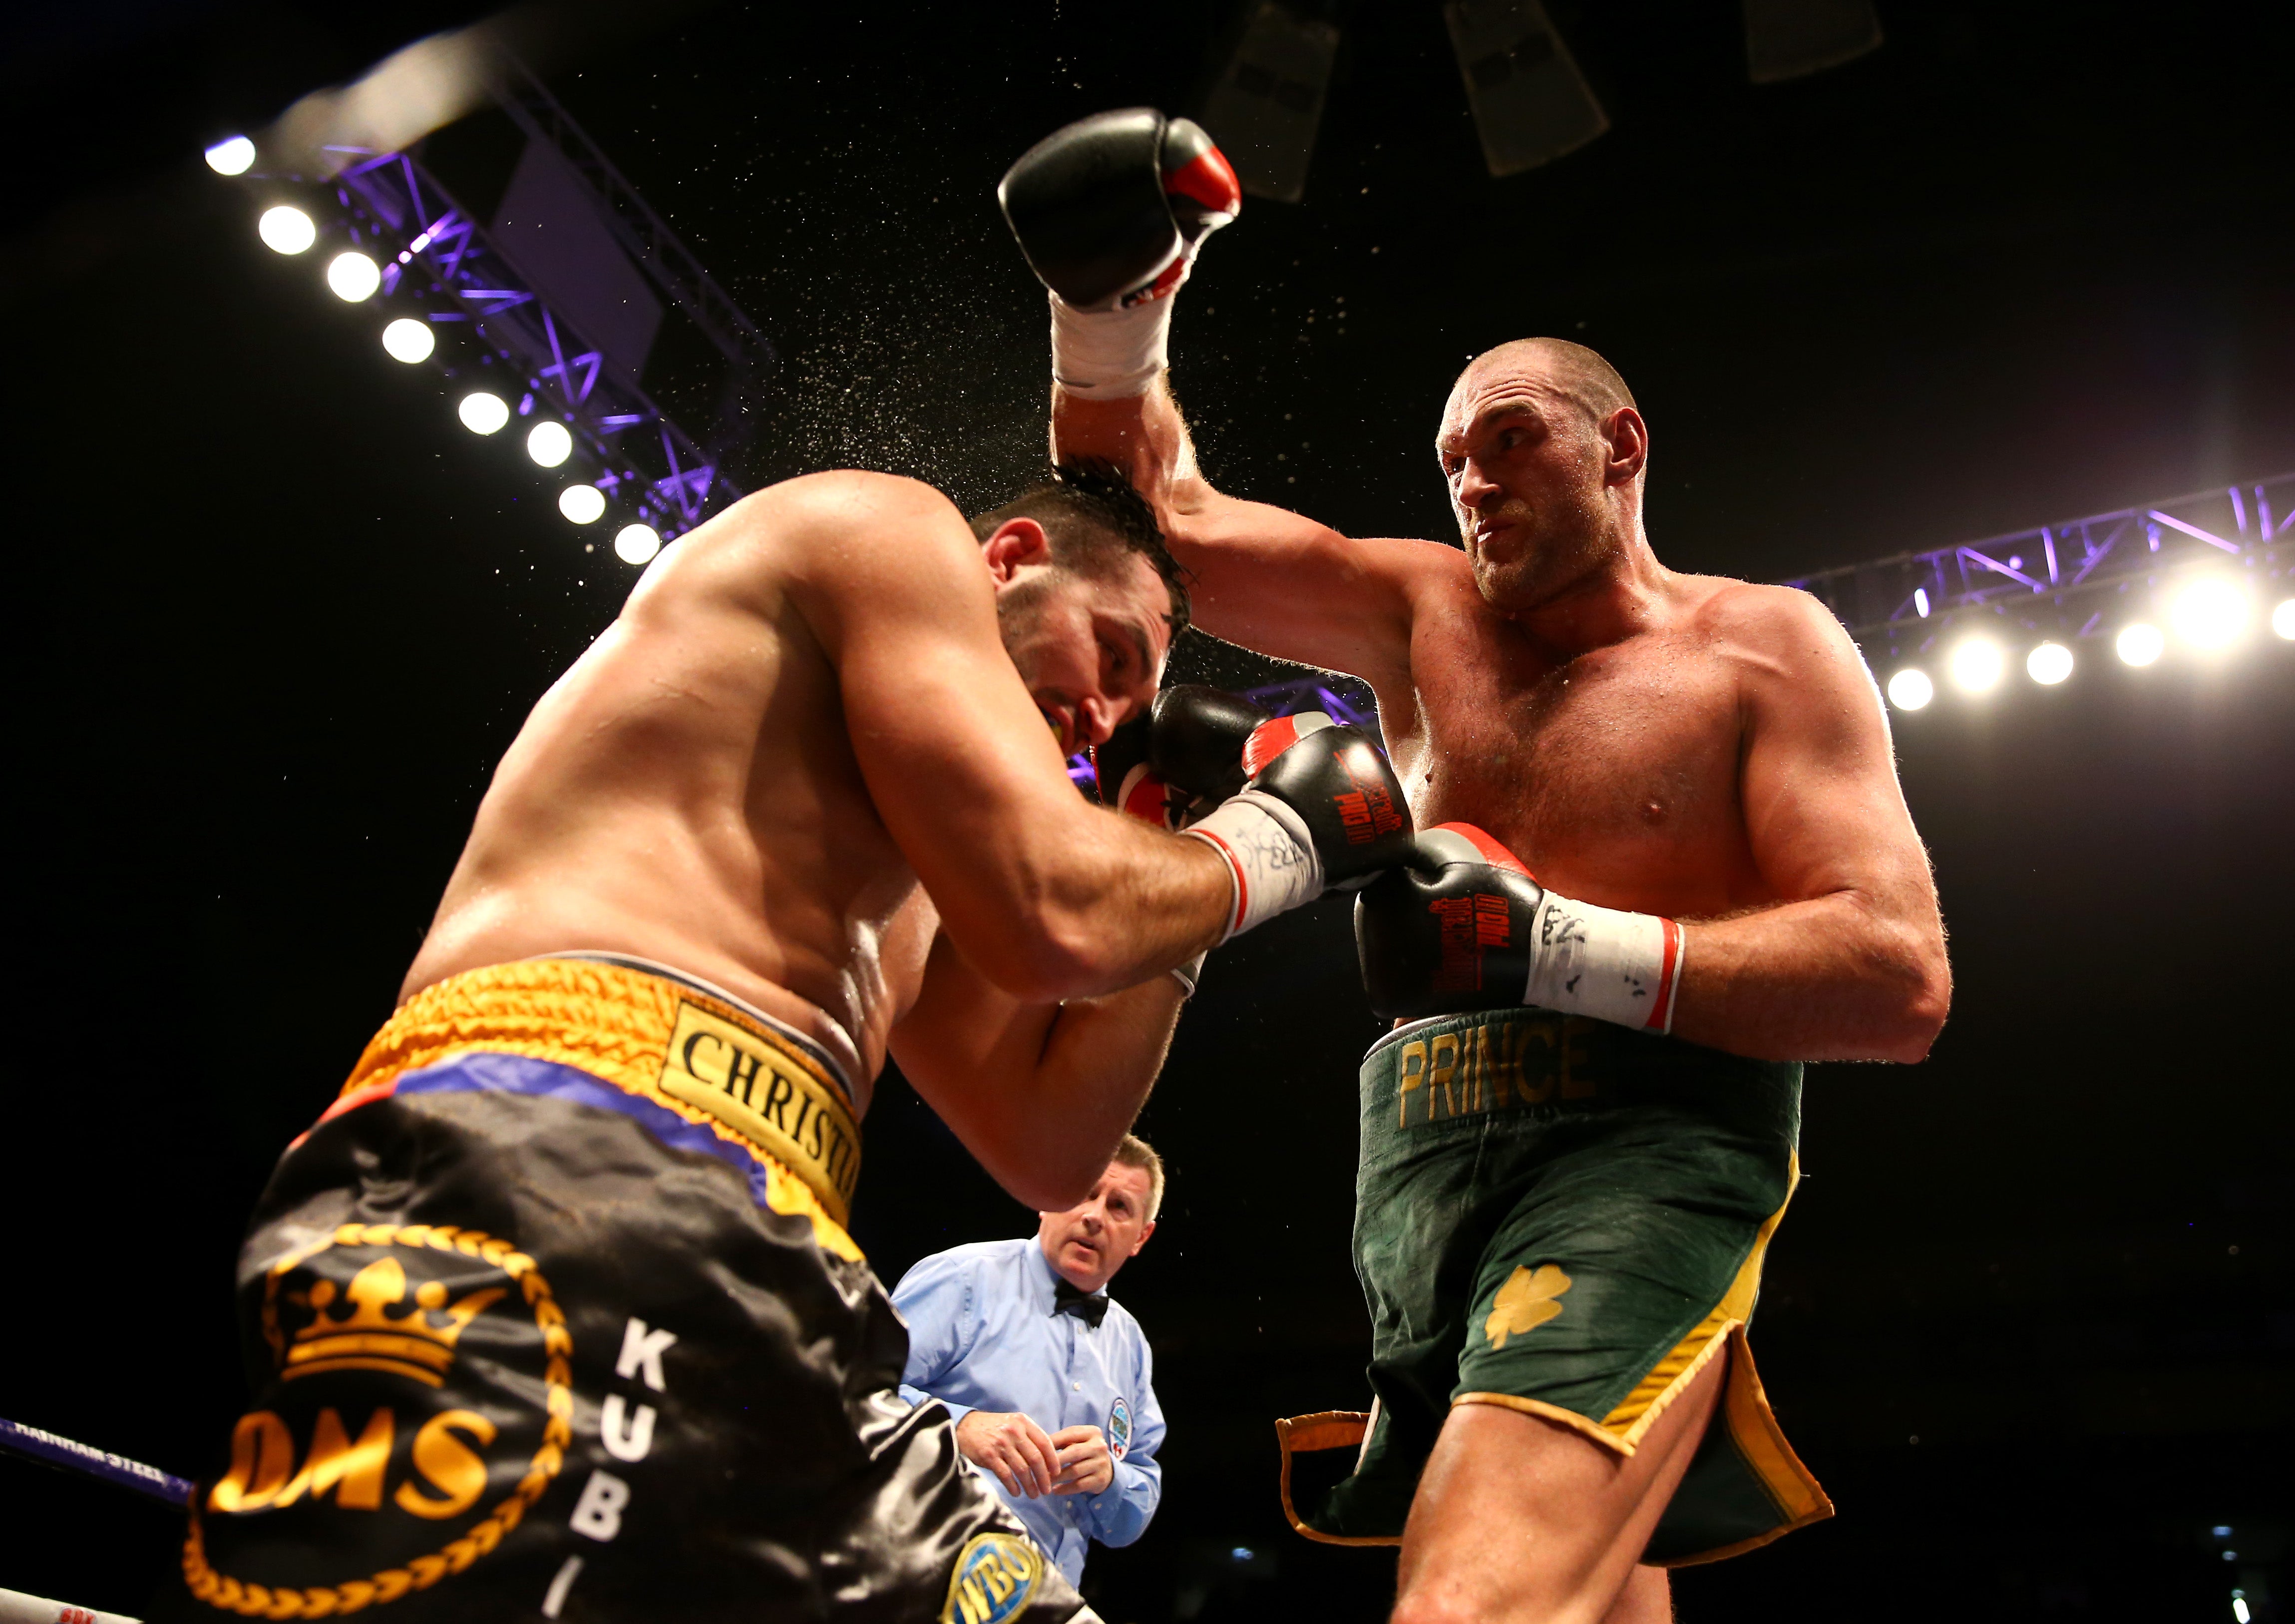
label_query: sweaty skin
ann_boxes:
[404,469,1231,1208]
[1055,351,1950,1065]
[1053,340,1950,1624]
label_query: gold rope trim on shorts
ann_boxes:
[182,1223,573,1618]
[1271,1412,1400,1548]
[333,957,861,1260]
[1598,1151,1801,1449]
[1652,1322,1835,1568]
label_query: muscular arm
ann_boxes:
[1056,382,1424,689]
[890,916,1183,1211]
[791,471,1227,1002]
[1669,592,1950,1063]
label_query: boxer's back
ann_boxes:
[405,474,930,1091]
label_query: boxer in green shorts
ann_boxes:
[1025,105,1954,1619]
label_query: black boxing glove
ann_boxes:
[1183,713,1415,941]
[1000,108,1241,398]
[1355,824,1686,1032]
[1095,684,1272,828]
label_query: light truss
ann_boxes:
[232,69,771,542]
[1783,474,2291,661]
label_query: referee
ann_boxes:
[892,1136,1167,1587]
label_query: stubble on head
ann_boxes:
[1441,338,1642,617]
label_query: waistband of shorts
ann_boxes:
[1360,1005,1799,1139]
[337,957,862,1230]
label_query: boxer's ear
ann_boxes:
[982,517,1054,582]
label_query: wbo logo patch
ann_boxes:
[1106,1396,1133,1461]
[940,1531,1041,1624]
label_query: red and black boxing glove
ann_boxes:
[1183,713,1416,941]
[1093,684,1273,829]
[1000,108,1240,312]
[1000,108,1241,397]
[1354,824,1686,1032]
[1094,686,1275,992]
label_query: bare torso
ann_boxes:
[403,488,933,1102]
[1373,550,1785,920]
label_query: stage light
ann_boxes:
[1947,635,2005,695]
[2233,1597,2250,1624]
[2275,599,2295,639]
[381,318,435,363]
[1886,668,1932,711]
[1743,0,1883,84]
[258,205,316,255]
[1445,0,1609,177]
[327,251,381,302]
[204,136,256,176]
[526,421,573,467]
[458,392,510,434]
[2116,623,2163,666]
[559,484,606,524]
[2026,642,2073,685]
[1199,1,1340,203]
[2169,577,2250,649]
[614,523,662,564]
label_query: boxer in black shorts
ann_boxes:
[166,466,1412,1622]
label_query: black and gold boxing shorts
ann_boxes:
[168,956,1088,1624]
[1277,1008,1832,1566]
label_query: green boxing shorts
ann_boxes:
[1276,1008,1832,1566]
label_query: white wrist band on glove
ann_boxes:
[1050,291,1174,399]
[1182,791,1323,941]
[1522,893,1686,1034]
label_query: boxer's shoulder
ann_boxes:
[1672,574,1855,662]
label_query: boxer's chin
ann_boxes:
[1475,526,1610,616]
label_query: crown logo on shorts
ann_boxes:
[283,1255,506,1387]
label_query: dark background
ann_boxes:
[4,2,2290,1620]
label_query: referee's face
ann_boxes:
[1037,1162,1158,1294]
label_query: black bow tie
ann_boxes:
[1053,1280,1107,1328]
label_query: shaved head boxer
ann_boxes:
[167,462,1413,1624]
[1003,112,1951,1624]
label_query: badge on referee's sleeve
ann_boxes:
[1106,1396,1133,1461]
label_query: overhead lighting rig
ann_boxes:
[208,61,773,566]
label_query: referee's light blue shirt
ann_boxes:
[893,1236,1165,1586]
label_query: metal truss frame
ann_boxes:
[1783,475,2292,660]
[241,74,771,542]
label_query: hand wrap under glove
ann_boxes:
[1355,823,1686,1032]
[1094,686,1276,993]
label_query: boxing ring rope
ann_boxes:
[0,1415,193,1624]
[0,1416,193,1506]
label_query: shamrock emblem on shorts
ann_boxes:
[1484,1262,1572,1349]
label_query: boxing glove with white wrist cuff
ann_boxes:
[1355,823,1686,1033]
[999,108,1241,399]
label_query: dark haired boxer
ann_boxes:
[168,462,1411,1624]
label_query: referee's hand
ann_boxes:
[1048,1425,1114,1497]
[956,1409,1062,1499]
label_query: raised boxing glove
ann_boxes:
[999,108,1241,398]
[1354,824,1685,1033]
[1184,713,1415,941]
